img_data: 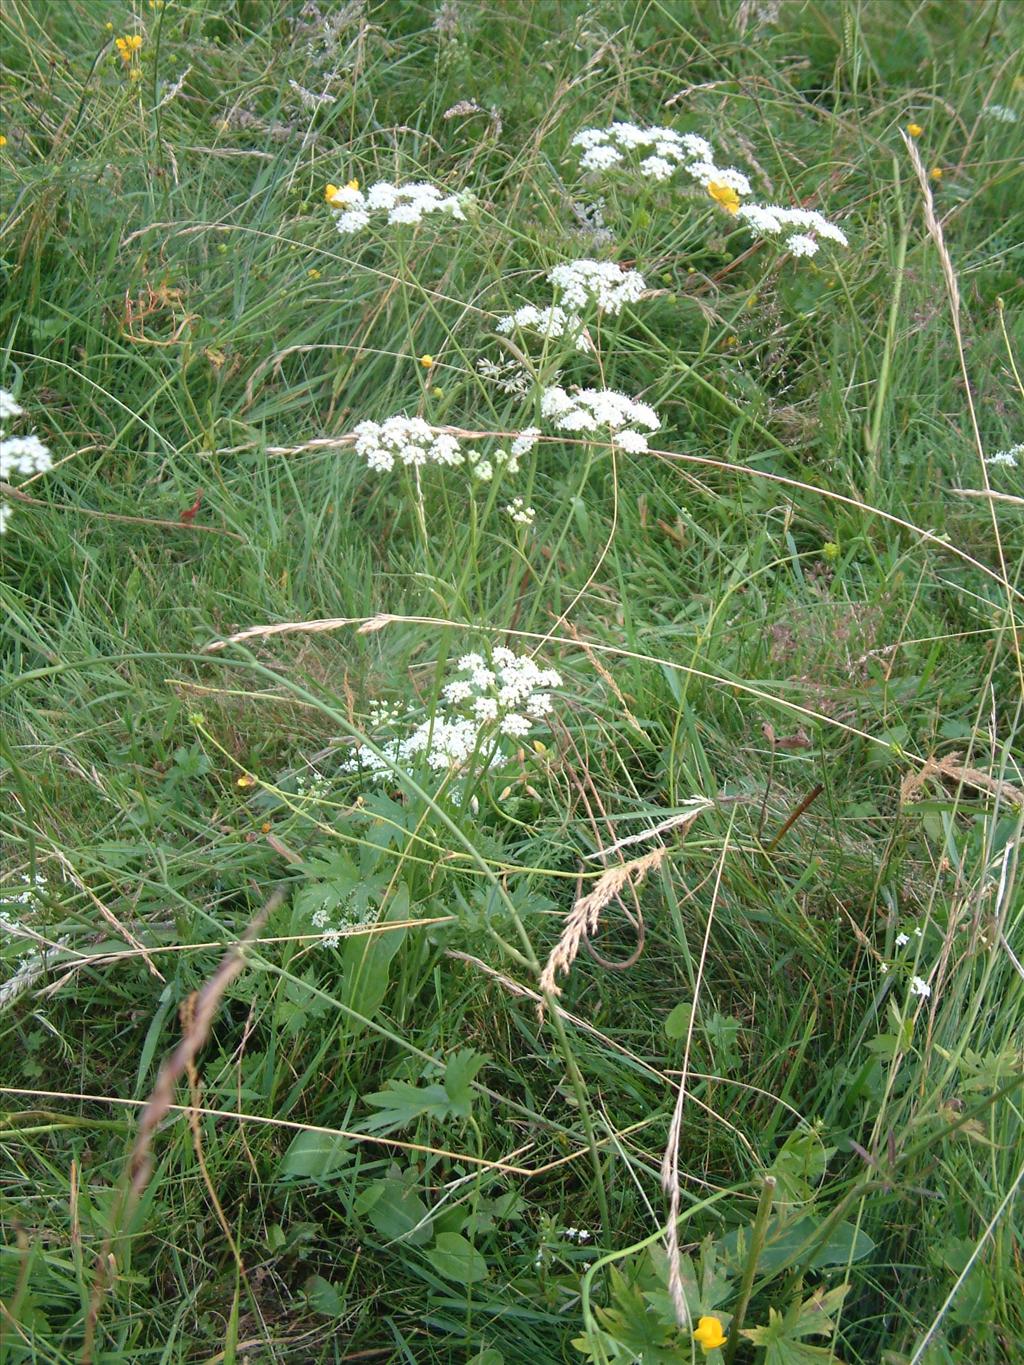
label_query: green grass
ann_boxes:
[1,1,1023,1361]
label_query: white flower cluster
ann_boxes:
[311,899,374,949]
[737,203,848,256]
[1,389,53,534]
[571,123,848,259]
[547,259,646,315]
[496,258,646,350]
[540,385,660,453]
[561,1227,593,1243]
[985,442,1022,468]
[572,123,752,194]
[351,415,537,483]
[328,180,467,235]
[985,103,1019,124]
[505,496,536,526]
[496,304,590,351]
[342,647,561,785]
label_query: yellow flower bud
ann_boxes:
[907,122,923,137]
[419,354,434,368]
[929,166,942,181]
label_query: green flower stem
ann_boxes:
[723,1175,776,1365]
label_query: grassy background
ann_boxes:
[2,1,1023,1361]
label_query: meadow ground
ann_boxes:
[1,1,1023,1361]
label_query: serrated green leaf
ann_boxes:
[742,1284,850,1364]
[361,1078,451,1131]
[445,1047,486,1117]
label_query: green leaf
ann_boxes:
[304,1274,346,1317]
[665,1000,693,1040]
[341,883,409,1034]
[721,1215,872,1272]
[278,1129,352,1182]
[444,1047,487,1117]
[362,1078,451,1131]
[742,1284,850,1364]
[425,1231,489,1284]
[768,1122,835,1204]
[354,1166,432,1245]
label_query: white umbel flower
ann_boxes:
[540,385,660,452]
[1,388,53,534]
[985,442,1022,468]
[547,259,646,315]
[328,179,467,237]
[342,647,561,790]
[572,122,752,200]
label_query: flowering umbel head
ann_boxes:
[693,1316,727,1353]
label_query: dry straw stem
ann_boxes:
[901,131,1024,693]
[901,751,1024,808]
[538,845,671,1004]
[661,825,731,1329]
[81,886,285,1362]
[0,479,242,540]
[1,1082,640,1181]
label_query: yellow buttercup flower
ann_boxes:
[419,353,434,368]
[907,122,923,137]
[115,34,143,63]
[0,136,7,148]
[707,180,740,214]
[236,774,256,788]
[929,166,943,181]
[693,1316,727,1352]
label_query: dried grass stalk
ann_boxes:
[901,752,1024,808]
[538,846,667,1004]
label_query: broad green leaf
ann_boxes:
[304,1274,346,1317]
[341,883,409,1034]
[721,1215,873,1272]
[425,1231,489,1284]
[354,1167,431,1245]
[665,1000,693,1040]
[278,1129,352,1182]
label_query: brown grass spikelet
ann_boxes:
[538,846,667,1007]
